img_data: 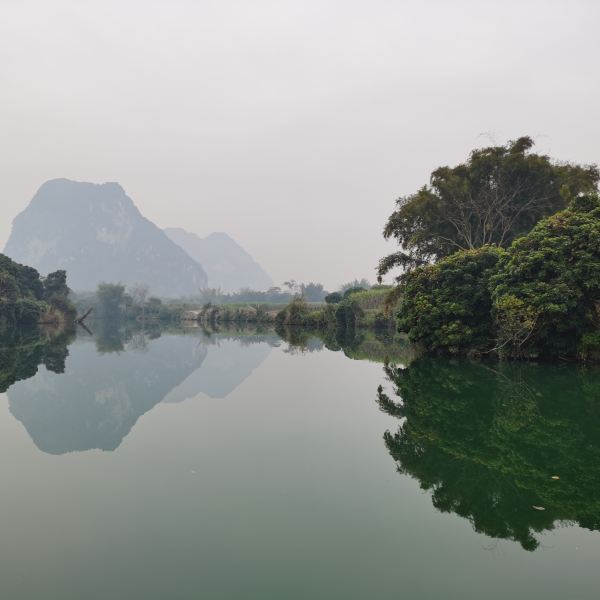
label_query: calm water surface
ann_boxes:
[1,326,599,599]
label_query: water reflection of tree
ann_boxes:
[0,325,74,392]
[377,359,600,551]
[278,325,414,364]
[93,320,164,353]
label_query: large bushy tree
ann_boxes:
[397,246,504,354]
[491,193,600,359]
[394,194,600,359]
[0,254,75,324]
[96,283,127,319]
[379,137,599,277]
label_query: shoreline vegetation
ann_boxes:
[378,137,600,363]
[2,136,599,363]
[0,253,76,328]
[77,138,598,363]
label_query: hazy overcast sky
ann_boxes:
[1,0,598,289]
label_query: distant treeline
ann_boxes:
[275,285,396,330]
[72,278,377,325]
[198,279,371,305]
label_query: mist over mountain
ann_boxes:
[4,179,207,297]
[165,227,273,292]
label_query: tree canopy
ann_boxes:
[394,194,600,360]
[491,193,600,359]
[379,137,599,277]
[0,254,75,325]
[397,246,504,354]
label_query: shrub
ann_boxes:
[397,246,505,354]
[491,194,600,359]
[343,287,366,299]
[335,299,364,328]
[324,292,343,304]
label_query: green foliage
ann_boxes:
[43,270,68,300]
[343,287,365,299]
[300,282,326,302]
[397,246,505,354]
[276,287,398,331]
[339,278,370,293]
[491,194,600,359]
[393,194,600,360]
[0,324,75,393]
[200,282,328,306]
[335,298,363,328]
[95,283,127,319]
[15,298,47,324]
[379,136,599,277]
[43,270,76,319]
[324,292,343,304]
[275,296,311,326]
[579,333,600,362]
[0,254,75,324]
[277,325,414,364]
[377,358,600,550]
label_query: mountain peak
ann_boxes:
[164,227,272,292]
[5,179,207,297]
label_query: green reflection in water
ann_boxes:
[278,325,415,364]
[377,358,600,550]
[0,324,75,392]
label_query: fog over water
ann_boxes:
[1,0,598,288]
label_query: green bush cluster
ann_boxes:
[0,254,75,325]
[276,288,396,331]
[397,194,600,360]
[398,246,503,355]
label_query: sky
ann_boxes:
[1,0,599,290]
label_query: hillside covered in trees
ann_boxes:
[0,253,75,326]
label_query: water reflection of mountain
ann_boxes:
[5,328,275,455]
[163,333,279,402]
[377,359,600,551]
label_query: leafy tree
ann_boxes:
[379,137,599,277]
[43,270,75,318]
[96,283,126,319]
[0,254,75,324]
[283,280,298,293]
[335,298,363,328]
[0,254,43,301]
[343,286,366,299]
[146,297,163,318]
[324,292,343,304]
[339,279,370,293]
[491,193,600,359]
[43,270,69,300]
[0,272,18,304]
[128,283,150,319]
[397,246,504,354]
[275,296,310,326]
[300,282,327,302]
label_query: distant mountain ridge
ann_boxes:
[165,227,272,292]
[4,179,207,297]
